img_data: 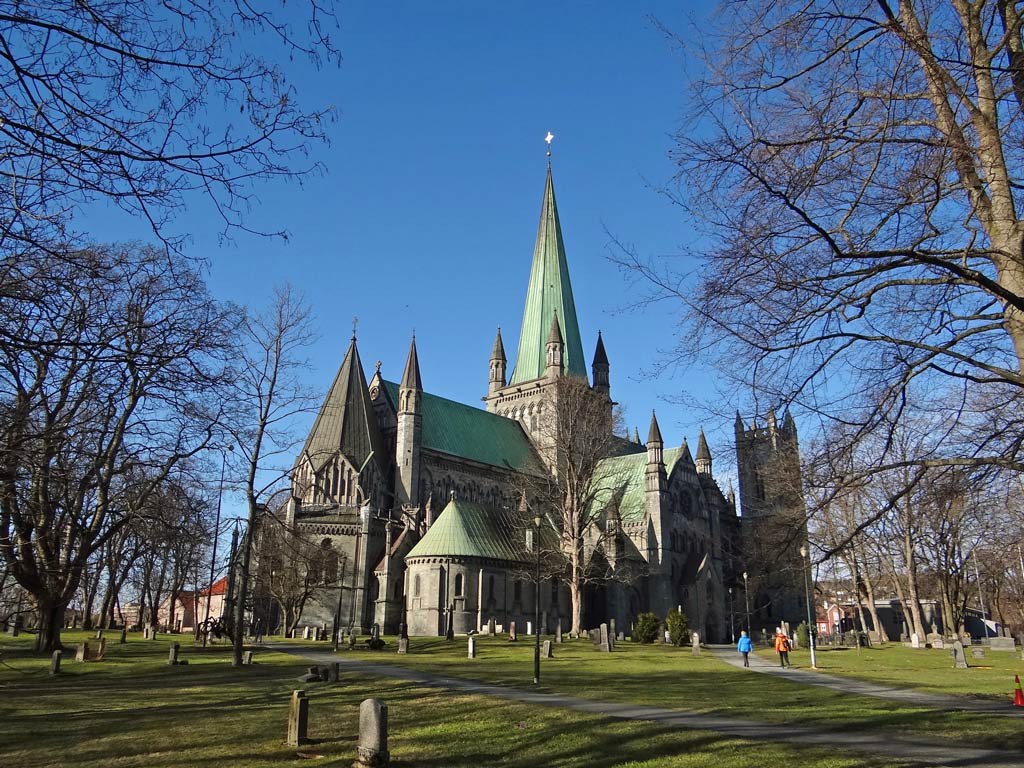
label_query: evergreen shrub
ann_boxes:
[633,612,660,644]
[666,609,689,646]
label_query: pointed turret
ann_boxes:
[296,335,385,505]
[647,409,664,448]
[680,437,695,466]
[633,426,641,444]
[488,327,507,395]
[544,311,565,378]
[510,166,586,384]
[695,428,712,475]
[396,335,423,506]
[592,332,609,394]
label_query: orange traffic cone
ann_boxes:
[1014,675,1024,708]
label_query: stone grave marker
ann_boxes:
[542,639,553,658]
[910,632,921,649]
[355,698,389,768]
[75,642,88,663]
[371,623,381,642]
[610,619,616,641]
[526,620,533,635]
[468,635,476,659]
[971,647,986,660]
[508,621,517,642]
[691,631,701,656]
[664,629,671,644]
[555,621,562,644]
[397,638,409,654]
[328,662,341,682]
[951,640,969,669]
[95,629,103,640]
[94,638,107,660]
[119,628,127,644]
[297,666,321,683]
[168,642,180,666]
[989,637,1016,652]
[487,617,495,636]
[598,623,611,652]
[287,690,309,747]
[243,650,254,665]
[50,650,62,675]
[932,637,945,649]
[348,629,358,649]
[302,626,311,640]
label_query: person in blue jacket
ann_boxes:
[737,630,753,667]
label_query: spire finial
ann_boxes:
[545,131,554,161]
[351,315,359,341]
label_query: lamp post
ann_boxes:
[333,555,348,652]
[728,587,735,643]
[203,445,232,647]
[533,512,542,685]
[742,571,750,635]
[799,544,817,669]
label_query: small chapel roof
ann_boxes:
[590,447,684,523]
[405,498,526,562]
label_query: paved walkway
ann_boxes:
[708,645,1024,717]
[280,644,1024,768]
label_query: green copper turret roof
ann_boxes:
[510,166,587,384]
[298,336,385,474]
[405,498,526,561]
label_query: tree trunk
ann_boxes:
[901,525,927,640]
[232,499,257,666]
[34,598,66,653]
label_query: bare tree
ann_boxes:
[0,1,340,255]
[0,243,233,651]
[226,285,318,665]
[626,0,1024,524]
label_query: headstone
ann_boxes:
[526,621,533,635]
[467,636,476,659]
[348,629,357,649]
[287,690,309,747]
[95,629,103,640]
[598,623,611,652]
[75,643,88,662]
[355,698,389,768]
[297,666,321,683]
[610,619,616,641]
[691,631,701,657]
[932,637,945,649]
[398,621,408,640]
[971,647,985,659]
[168,642,180,665]
[910,632,921,649]
[119,628,127,644]
[50,650,62,675]
[555,621,562,644]
[508,621,517,642]
[542,639,553,658]
[94,638,107,660]
[664,630,671,644]
[989,637,1016,652]
[243,650,254,665]
[371,623,381,642]
[951,640,968,669]
[487,617,496,636]
[328,662,341,682]
[303,626,311,640]
[397,638,409,654]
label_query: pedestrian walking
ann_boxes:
[774,628,792,668]
[737,630,753,667]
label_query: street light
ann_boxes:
[728,587,735,643]
[742,571,750,635]
[203,445,232,647]
[533,512,542,685]
[799,544,817,669]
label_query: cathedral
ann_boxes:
[274,160,806,642]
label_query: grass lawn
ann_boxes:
[0,631,909,768]
[770,643,1024,698]
[331,634,1024,753]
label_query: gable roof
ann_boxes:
[591,447,683,523]
[382,381,540,473]
[406,498,526,561]
[510,166,587,384]
[299,337,386,473]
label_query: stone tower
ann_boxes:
[395,336,423,508]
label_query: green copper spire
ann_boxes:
[510,166,586,384]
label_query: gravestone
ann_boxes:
[542,639,553,659]
[910,632,921,649]
[664,630,671,644]
[951,640,969,669]
[119,628,127,644]
[526,621,533,635]
[971,647,986,659]
[94,638,107,660]
[468,636,476,659]
[297,666,321,683]
[50,650,62,675]
[397,638,409,654]
[932,637,945,649]
[303,626,311,640]
[598,623,611,652]
[168,642,180,666]
[287,690,309,747]
[989,637,1016,652]
[371,623,381,642]
[348,629,357,649]
[691,631,701,657]
[610,619,616,642]
[355,698,389,768]
[555,621,562,643]
[75,642,89,663]
[95,629,103,640]
[508,622,517,642]
[242,650,254,665]
[398,621,408,641]
[329,663,341,682]
[487,617,496,636]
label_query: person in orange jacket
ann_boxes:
[774,628,792,668]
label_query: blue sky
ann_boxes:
[80,3,744,506]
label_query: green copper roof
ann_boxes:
[510,166,587,384]
[591,447,683,523]
[299,337,385,473]
[383,381,540,472]
[406,498,526,561]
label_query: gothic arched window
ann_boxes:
[413,574,421,597]
[454,573,464,597]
